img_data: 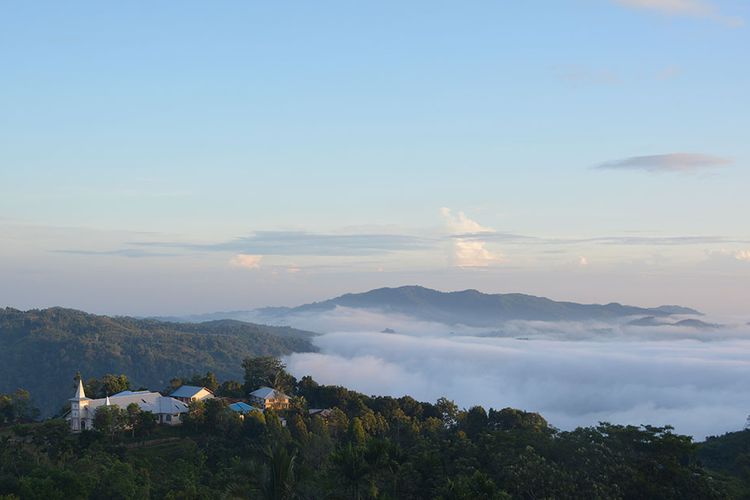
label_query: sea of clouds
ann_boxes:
[276,307,750,440]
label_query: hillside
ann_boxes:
[0,307,317,416]
[253,285,702,327]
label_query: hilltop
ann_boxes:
[0,307,317,416]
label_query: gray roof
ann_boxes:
[249,386,289,401]
[170,385,211,398]
[80,391,188,418]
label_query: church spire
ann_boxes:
[71,377,89,401]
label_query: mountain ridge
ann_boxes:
[166,285,702,327]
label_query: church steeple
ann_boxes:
[71,377,89,401]
[69,376,91,432]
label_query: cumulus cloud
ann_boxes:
[613,0,743,26]
[596,153,732,173]
[229,254,263,269]
[284,310,750,439]
[735,250,750,262]
[441,208,501,267]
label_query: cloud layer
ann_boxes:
[283,307,750,439]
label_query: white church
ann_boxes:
[68,378,189,432]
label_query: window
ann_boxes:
[166,414,172,422]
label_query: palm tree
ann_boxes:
[263,444,297,500]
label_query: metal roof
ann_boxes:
[249,386,289,400]
[229,402,261,414]
[170,385,211,398]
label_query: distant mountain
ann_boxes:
[627,316,721,329]
[249,286,701,327]
[0,307,317,416]
[673,318,722,329]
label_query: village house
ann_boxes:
[68,378,188,432]
[248,386,291,410]
[228,401,262,419]
[169,385,214,404]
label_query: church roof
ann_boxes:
[80,391,188,417]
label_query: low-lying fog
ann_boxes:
[273,307,750,440]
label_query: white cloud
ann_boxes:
[440,207,493,234]
[736,250,750,262]
[229,254,263,269]
[441,208,501,267]
[613,0,744,26]
[579,256,589,266]
[284,310,750,439]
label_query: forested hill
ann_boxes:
[0,307,317,416]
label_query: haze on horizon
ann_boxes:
[1,1,748,316]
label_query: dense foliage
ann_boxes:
[0,357,746,499]
[0,308,317,416]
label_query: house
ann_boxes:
[309,408,333,420]
[228,401,262,419]
[169,385,214,404]
[68,379,188,432]
[248,387,290,410]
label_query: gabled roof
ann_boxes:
[229,402,261,414]
[170,385,212,398]
[249,386,289,401]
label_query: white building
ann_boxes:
[69,378,189,432]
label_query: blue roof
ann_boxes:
[229,402,260,414]
[170,385,210,398]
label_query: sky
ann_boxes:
[1,0,749,316]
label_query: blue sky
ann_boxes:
[1,0,748,315]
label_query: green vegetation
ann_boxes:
[0,307,317,416]
[1,357,748,499]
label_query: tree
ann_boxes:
[188,371,219,392]
[135,411,157,439]
[217,380,244,398]
[0,389,39,424]
[349,417,367,446]
[243,357,296,394]
[263,444,297,500]
[93,405,127,438]
[462,406,488,437]
[331,443,369,500]
[435,397,459,428]
[84,374,130,399]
